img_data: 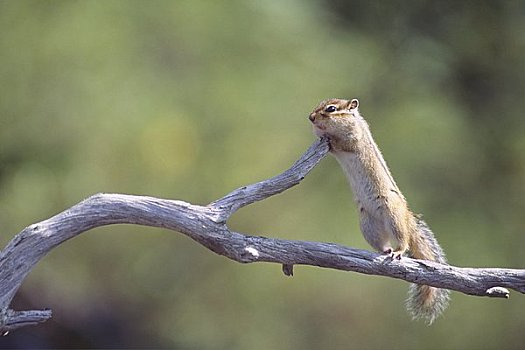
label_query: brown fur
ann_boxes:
[309,98,449,324]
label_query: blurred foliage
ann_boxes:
[1,0,525,348]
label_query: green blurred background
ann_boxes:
[1,0,525,348]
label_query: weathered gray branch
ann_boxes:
[1,137,524,334]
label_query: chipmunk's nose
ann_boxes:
[308,113,315,122]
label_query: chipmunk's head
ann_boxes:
[308,98,361,151]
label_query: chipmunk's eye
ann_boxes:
[324,105,337,113]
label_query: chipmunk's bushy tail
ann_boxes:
[406,217,449,325]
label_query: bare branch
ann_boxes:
[210,137,331,221]
[1,136,524,334]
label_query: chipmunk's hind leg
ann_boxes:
[359,209,393,254]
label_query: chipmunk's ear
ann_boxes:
[349,98,359,110]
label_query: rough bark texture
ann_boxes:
[0,137,523,334]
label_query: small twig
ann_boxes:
[0,137,523,334]
[0,309,52,335]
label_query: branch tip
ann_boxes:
[485,286,510,298]
[0,309,53,334]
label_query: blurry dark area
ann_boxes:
[1,0,525,348]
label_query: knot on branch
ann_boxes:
[239,246,260,263]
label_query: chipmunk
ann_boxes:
[309,98,449,324]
